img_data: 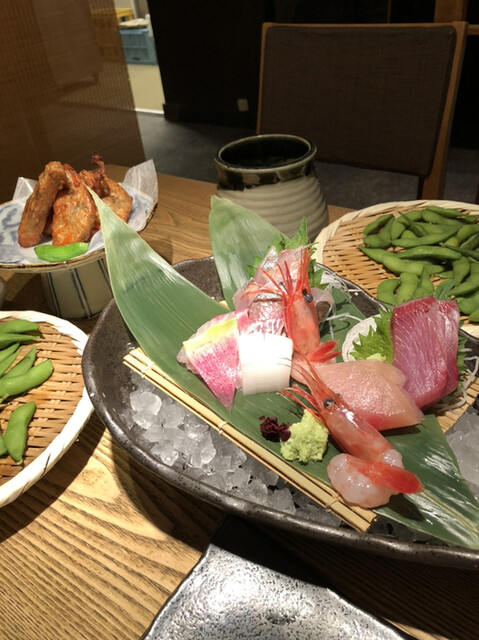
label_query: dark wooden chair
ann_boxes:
[257,22,467,200]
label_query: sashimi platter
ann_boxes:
[86,195,479,563]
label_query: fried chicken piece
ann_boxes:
[17,161,66,247]
[51,164,97,246]
[101,173,133,223]
[81,153,133,223]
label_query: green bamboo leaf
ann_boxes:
[378,415,479,548]
[209,196,284,308]
[98,195,479,550]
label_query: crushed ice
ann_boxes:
[446,406,479,500]
[129,375,340,526]
[129,376,479,533]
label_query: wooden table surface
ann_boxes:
[0,168,477,640]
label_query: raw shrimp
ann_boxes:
[327,454,421,508]
[18,161,66,247]
[259,246,340,362]
[283,360,422,507]
[51,165,97,246]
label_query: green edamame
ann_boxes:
[390,218,406,241]
[415,222,461,235]
[460,231,479,251]
[452,256,471,285]
[0,319,39,335]
[424,205,472,220]
[415,267,435,297]
[422,209,462,226]
[0,431,6,456]
[362,214,394,236]
[456,291,479,316]
[0,349,20,377]
[449,261,479,297]
[3,346,36,379]
[398,246,461,261]
[2,401,36,463]
[395,272,419,304]
[443,245,479,262]
[360,246,444,276]
[456,224,479,243]
[0,359,53,402]
[400,229,417,240]
[398,210,424,222]
[0,343,19,364]
[376,278,399,304]
[0,333,38,349]
[392,226,458,248]
[34,242,89,263]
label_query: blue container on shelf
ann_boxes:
[120,27,157,65]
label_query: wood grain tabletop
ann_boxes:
[0,168,477,640]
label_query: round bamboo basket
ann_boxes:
[0,310,93,507]
[313,200,479,338]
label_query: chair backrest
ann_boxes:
[257,22,467,200]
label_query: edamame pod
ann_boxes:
[363,214,394,236]
[392,226,458,248]
[449,261,479,296]
[3,346,36,379]
[395,272,419,304]
[425,205,470,219]
[34,242,89,263]
[456,292,479,316]
[450,279,479,297]
[398,246,461,261]
[0,349,20,377]
[456,224,479,243]
[376,278,399,304]
[0,343,19,364]
[444,245,479,261]
[400,229,417,240]
[363,233,391,248]
[360,246,444,275]
[422,209,462,226]
[452,256,471,285]
[461,231,479,251]
[415,222,461,235]
[0,431,6,456]
[390,218,406,241]
[415,267,435,297]
[399,210,424,222]
[0,359,53,402]
[0,333,38,349]
[3,401,36,463]
[0,319,39,335]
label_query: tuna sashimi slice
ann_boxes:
[391,297,459,409]
[292,359,423,430]
[182,316,239,410]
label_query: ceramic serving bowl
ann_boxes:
[215,134,328,239]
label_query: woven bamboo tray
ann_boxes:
[0,310,93,508]
[124,345,479,534]
[314,199,479,338]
